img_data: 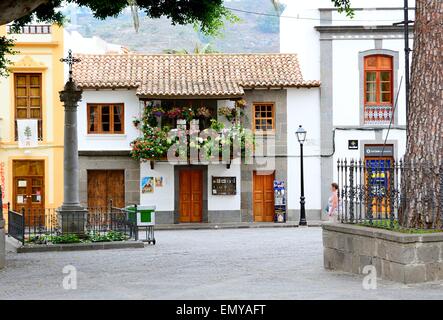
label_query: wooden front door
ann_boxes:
[179,169,203,223]
[253,171,275,222]
[13,160,45,226]
[87,170,125,209]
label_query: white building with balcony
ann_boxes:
[280,0,414,213]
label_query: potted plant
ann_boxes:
[130,126,172,161]
[196,106,211,128]
[181,107,196,122]
[218,106,237,122]
[151,106,165,117]
[132,117,141,128]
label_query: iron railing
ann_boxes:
[7,204,25,245]
[337,159,443,228]
[6,201,137,245]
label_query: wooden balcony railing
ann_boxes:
[7,25,51,34]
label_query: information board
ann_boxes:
[212,176,237,195]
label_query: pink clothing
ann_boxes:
[328,191,338,217]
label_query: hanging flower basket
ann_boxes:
[196,106,211,118]
[181,107,196,122]
[166,107,182,119]
[151,106,165,117]
[218,106,237,122]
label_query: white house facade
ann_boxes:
[280,0,414,216]
[72,53,321,224]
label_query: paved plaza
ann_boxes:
[0,227,442,300]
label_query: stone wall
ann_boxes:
[0,220,5,269]
[323,223,443,284]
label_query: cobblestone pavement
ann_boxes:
[1,227,442,300]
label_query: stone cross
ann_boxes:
[60,49,81,82]
[58,50,87,233]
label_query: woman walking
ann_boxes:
[327,183,339,222]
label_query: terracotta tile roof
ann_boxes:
[72,53,320,96]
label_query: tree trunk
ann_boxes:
[403,0,443,229]
[0,0,49,26]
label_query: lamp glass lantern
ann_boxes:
[296,125,307,144]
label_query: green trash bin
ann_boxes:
[126,205,156,226]
[125,205,156,244]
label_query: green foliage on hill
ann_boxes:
[64,0,282,53]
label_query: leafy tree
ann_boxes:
[0,36,15,77]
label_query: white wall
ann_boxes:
[332,39,373,127]
[332,129,406,181]
[65,30,126,55]
[140,162,175,211]
[208,164,241,211]
[286,87,322,210]
[280,0,415,85]
[280,1,321,81]
[332,38,412,127]
[78,89,140,151]
[139,162,241,212]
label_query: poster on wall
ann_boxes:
[141,177,154,194]
[155,177,164,187]
[18,180,27,187]
[17,195,24,204]
[17,119,38,148]
[274,180,286,223]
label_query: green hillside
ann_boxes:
[64,0,280,54]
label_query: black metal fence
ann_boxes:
[336,159,443,228]
[7,204,25,245]
[6,201,137,245]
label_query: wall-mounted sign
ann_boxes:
[348,140,359,150]
[212,176,236,195]
[364,145,394,157]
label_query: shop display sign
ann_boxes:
[212,176,236,195]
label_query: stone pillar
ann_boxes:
[57,80,88,233]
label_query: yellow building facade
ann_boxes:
[0,24,65,219]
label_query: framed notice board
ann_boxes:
[212,176,236,195]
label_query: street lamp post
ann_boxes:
[296,125,307,226]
